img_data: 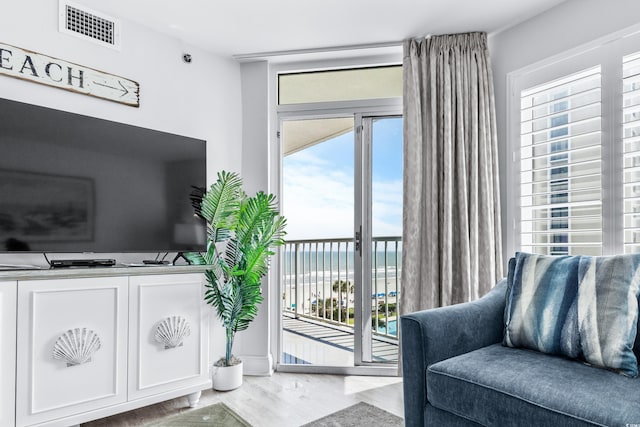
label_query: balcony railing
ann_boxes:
[282,237,401,340]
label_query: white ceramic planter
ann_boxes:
[211,360,243,391]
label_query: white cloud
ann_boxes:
[283,158,402,240]
[283,157,354,240]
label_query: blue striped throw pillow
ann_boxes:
[503,252,640,377]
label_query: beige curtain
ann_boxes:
[400,32,503,316]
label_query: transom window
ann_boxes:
[278,65,402,105]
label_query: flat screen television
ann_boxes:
[0,97,207,254]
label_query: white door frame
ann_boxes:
[268,55,402,376]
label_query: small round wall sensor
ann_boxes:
[182,54,192,63]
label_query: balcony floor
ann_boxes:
[282,315,398,366]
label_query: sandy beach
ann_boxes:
[282,272,401,316]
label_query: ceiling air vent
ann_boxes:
[59,1,121,49]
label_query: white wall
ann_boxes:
[0,1,243,372]
[489,0,640,263]
[240,61,270,196]
[233,61,273,374]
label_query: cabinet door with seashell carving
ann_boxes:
[16,277,128,427]
[128,274,209,400]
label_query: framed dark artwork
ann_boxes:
[0,170,94,247]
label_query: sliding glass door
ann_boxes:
[279,114,402,373]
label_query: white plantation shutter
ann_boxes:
[519,66,603,256]
[624,52,640,253]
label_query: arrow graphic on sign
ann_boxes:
[92,80,131,97]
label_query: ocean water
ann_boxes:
[283,249,402,278]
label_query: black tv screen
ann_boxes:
[0,98,206,253]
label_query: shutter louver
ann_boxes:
[520,67,603,256]
[623,52,640,253]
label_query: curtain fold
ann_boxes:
[400,32,503,316]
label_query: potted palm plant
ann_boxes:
[187,171,286,391]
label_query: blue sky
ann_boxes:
[283,117,402,240]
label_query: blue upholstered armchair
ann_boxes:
[401,269,640,426]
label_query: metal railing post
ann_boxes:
[294,242,299,319]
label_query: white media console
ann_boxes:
[0,266,211,427]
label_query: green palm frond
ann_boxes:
[236,193,287,286]
[203,271,225,319]
[241,248,271,286]
[236,192,279,247]
[223,238,243,273]
[200,171,243,244]
[231,279,263,332]
[183,251,206,265]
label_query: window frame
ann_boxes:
[506,26,640,258]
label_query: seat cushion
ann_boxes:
[424,403,481,426]
[427,344,640,426]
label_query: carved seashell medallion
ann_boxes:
[155,315,191,349]
[52,328,102,367]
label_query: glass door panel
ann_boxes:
[280,117,356,368]
[365,116,403,363]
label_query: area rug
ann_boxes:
[145,402,251,427]
[301,402,403,427]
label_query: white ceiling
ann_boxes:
[80,0,569,58]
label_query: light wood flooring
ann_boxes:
[81,372,404,427]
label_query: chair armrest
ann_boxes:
[400,279,507,427]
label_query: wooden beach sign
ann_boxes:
[0,42,139,107]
